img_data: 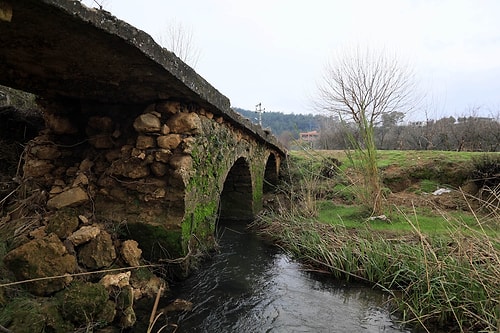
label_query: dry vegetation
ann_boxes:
[255,149,499,332]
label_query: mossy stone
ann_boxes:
[46,208,80,239]
[0,297,74,333]
[116,285,134,311]
[125,223,183,261]
[59,281,112,326]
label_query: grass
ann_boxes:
[375,150,479,169]
[255,149,500,332]
[290,149,491,168]
[418,179,440,193]
[317,200,496,235]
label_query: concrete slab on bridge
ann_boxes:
[0,0,284,153]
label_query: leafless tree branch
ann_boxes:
[157,20,201,69]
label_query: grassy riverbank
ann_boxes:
[254,150,499,332]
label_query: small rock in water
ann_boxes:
[160,298,193,313]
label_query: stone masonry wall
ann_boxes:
[19,97,281,266]
[2,97,281,329]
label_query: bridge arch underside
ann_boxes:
[219,157,253,220]
[216,151,279,221]
[264,153,279,192]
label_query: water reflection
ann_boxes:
[149,221,410,333]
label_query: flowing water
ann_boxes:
[138,220,411,333]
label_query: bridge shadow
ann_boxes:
[264,153,278,192]
[219,154,279,222]
[219,157,253,220]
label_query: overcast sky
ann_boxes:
[82,0,500,120]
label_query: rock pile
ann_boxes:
[1,100,214,329]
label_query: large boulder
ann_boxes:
[4,233,77,295]
[58,281,115,326]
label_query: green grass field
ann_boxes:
[288,149,499,236]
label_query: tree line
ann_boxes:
[317,113,499,152]
[234,107,321,135]
[234,107,499,152]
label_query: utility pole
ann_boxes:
[255,102,265,127]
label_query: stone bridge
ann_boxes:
[0,0,285,264]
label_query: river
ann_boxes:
[134,219,411,333]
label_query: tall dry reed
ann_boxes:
[252,193,499,332]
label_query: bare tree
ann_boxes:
[157,20,201,69]
[316,47,416,215]
[80,0,111,11]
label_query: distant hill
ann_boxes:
[233,107,323,136]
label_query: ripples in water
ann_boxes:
[137,221,411,333]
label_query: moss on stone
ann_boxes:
[46,208,80,239]
[0,297,74,333]
[131,266,155,282]
[185,132,224,253]
[181,201,218,249]
[58,281,111,326]
[115,285,134,311]
[125,222,183,260]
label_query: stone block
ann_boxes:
[169,154,193,171]
[45,113,78,134]
[157,134,182,149]
[23,159,55,178]
[68,225,101,245]
[154,148,172,163]
[160,124,170,135]
[100,271,131,289]
[4,234,77,295]
[133,113,161,133]
[181,137,196,154]
[47,210,80,239]
[156,100,180,115]
[88,116,114,132]
[151,161,168,177]
[79,158,94,172]
[120,240,142,267]
[110,159,150,179]
[89,135,114,149]
[78,230,116,269]
[166,112,202,135]
[136,135,155,149]
[31,145,61,160]
[47,187,89,209]
[105,149,121,162]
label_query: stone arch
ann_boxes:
[219,157,253,220]
[263,152,279,193]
